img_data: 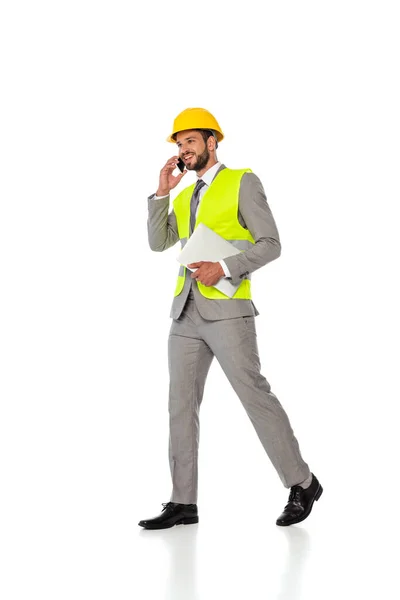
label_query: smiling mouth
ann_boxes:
[184,154,194,162]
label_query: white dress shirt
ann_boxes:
[154,161,231,277]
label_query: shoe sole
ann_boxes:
[139,516,199,530]
[276,484,323,527]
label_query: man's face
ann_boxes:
[175,130,210,172]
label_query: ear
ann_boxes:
[208,135,217,152]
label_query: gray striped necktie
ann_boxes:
[190,179,206,234]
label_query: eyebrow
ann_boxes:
[176,136,196,145]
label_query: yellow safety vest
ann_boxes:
[173,168,255,300]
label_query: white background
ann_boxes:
[1,1,399,599]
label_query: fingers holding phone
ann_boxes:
[157,156,187,196]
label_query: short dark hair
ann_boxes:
[194,129,218,149]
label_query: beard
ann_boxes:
[186,145,210,172]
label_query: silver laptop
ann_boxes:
[177,223,243,298]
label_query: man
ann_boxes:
[139,107,322,530]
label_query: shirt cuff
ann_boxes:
[219,259,231,278]
[154,193,170,200]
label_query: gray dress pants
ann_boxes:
[168,290,310,504]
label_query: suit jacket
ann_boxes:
[147,164,281,320]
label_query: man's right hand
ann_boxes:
[156,156,187,197]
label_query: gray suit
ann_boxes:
[147,165,310,503]
[148,165,281,320]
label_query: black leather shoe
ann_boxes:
[276,473,323,526]
[138,502,199,530]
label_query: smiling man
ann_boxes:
[140,107,322,530]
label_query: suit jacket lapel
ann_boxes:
[211,163,227,184]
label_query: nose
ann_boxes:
[180,144,191,156]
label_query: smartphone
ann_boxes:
[176,157,185,173]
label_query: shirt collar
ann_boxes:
[197,162,221,187]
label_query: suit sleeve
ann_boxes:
[147,194,180,251]
[223,173,281,284]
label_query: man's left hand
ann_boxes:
[188,262,224,287]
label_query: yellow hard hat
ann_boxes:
[167,107,224,143]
